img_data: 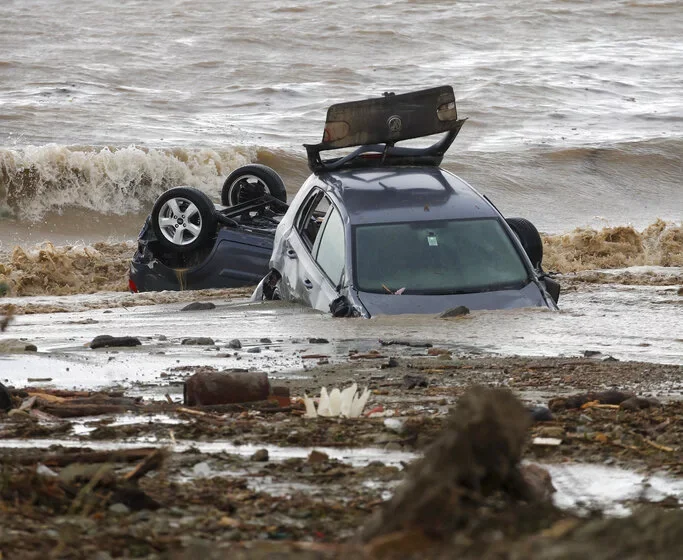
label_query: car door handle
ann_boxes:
[286,249,297,259]
[303,279,313,290]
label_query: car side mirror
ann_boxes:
[330,295,358,318]
[541,275,560,304]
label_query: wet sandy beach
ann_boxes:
[1,275,682,558]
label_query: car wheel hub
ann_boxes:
[230,175,270,204]
[158,197,202,246]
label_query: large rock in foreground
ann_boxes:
[361,386,534,542]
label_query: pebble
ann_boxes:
[260,337,272,343]
[307,450,329,464]
[251,449,269,462]
[0,339,38,353]
[528,406,553,422]
[109,503,130,514]
[620,396,660,410]
[403,374,428,389]
[438,305,470,318]
[536,426,565,439]
[180,302,216,311]
[227,339,242,349]
[308,337,329,344]
[381,357,399,369]
[90,335,141,349]
[192,462,212,477]
[181,337,215,346]
[0,382,12,411]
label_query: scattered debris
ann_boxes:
[426,347,451,357]
[402,374,428,389]
[270,386,291,407]
[533,437,563,446]
[350,351,386,360]
[0,353,681,557]
[380,357,399,369]
[379,339,433,348]
[549,390,635,411]
[620,396,661,410]
[184,369,270,406]
[303,383,370,418]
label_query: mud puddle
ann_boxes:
[546,463,683,516]
[0,438,417,468]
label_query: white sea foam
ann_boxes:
[0,144,256,220]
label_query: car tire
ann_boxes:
[506,217,543,269]
[221,164,287,206]
[151,187,217,253]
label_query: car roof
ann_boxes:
[314,166,499,226]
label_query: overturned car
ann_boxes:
[130,86,559,316]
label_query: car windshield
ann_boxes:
[353,218,530,295]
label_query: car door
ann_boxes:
[309,203,346,311]
[279,189,344,312]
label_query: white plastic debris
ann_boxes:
[317,387,331,417]
[329,388,342,416]
[36,463,58,478]
[383,418,406,434]
[303,383,370,418]
[533,437,563,446]
[192,461,212,477]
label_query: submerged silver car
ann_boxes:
[253,86,559,316]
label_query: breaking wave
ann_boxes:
[0,144,259,221]
[0,241,134,296]
[543,220,682,273]
[0,221,680,298]
[2,138,681,230]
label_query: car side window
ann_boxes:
[296,189,331,249]
[313,206,345,287]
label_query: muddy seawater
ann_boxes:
[1,268,681,399]
[1,2,682,556]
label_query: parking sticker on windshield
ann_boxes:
[427,232,438,247]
